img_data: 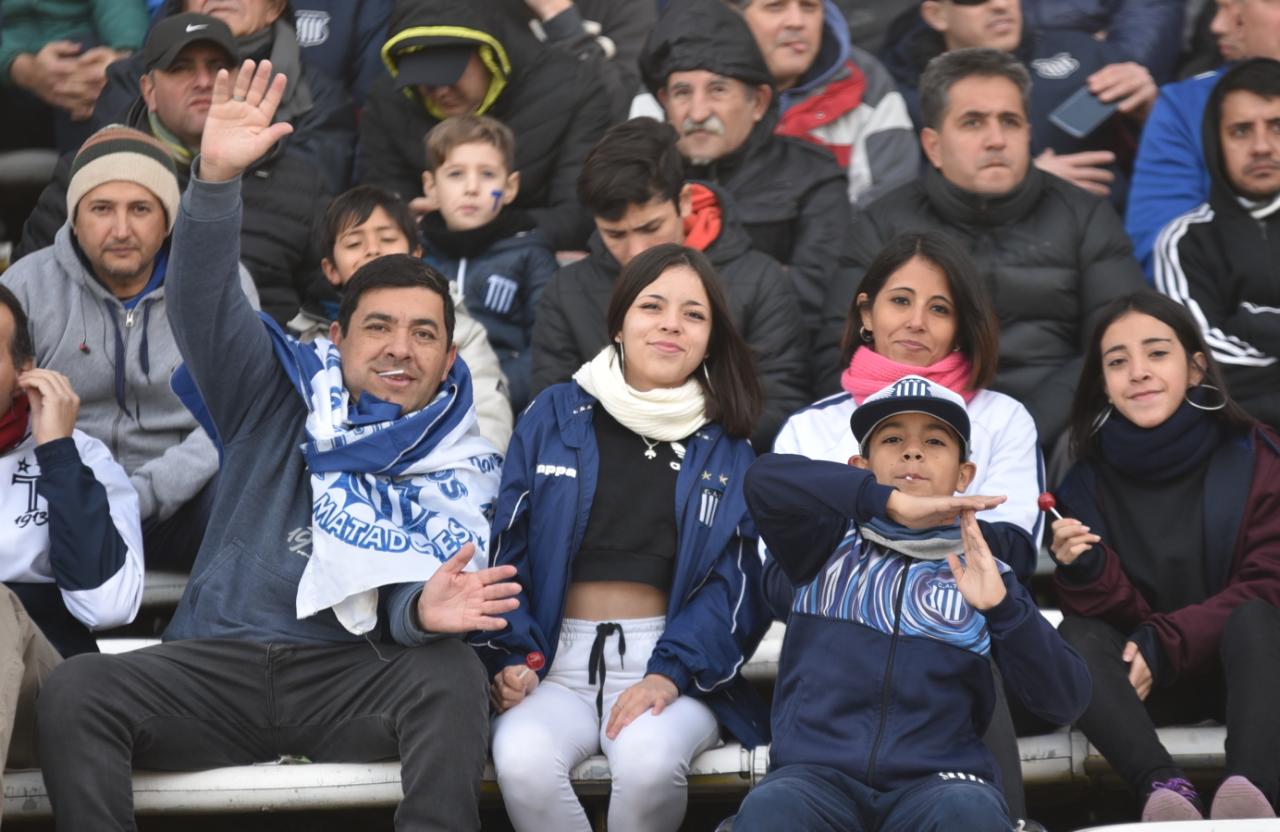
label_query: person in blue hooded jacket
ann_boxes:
[476,243,771,832]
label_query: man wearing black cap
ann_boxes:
[15,13,329,326]
[357,0,611,250]
[639,0,856,360]
[88,0,356,195]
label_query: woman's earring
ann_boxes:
[859,326,874,344]
[614,340,626,367]
[1186,384,1227,412]
[1089,404,1113,435]
[701,361,714,392]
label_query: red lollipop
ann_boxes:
[525,651,545,672]
[1037,492,1064,520]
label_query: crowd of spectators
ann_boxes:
[1,0,1279,829]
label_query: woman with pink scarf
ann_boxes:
[773,230,1042,580]
[765,231,1044,825]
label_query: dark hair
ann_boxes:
[0,285,33,368]
[604,244,763,438]
[424,114,517,172]
[336,255,456,347]
[578,118,685,221]
[321,185,418,264]
[919,47,1031,130]
[840,232,999,389]
[1069,292,1255,458]
[1214,57,1280,104]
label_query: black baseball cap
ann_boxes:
[393,44,475,89]
[143,13,237,72]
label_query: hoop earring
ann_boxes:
[1089,405,1113,435]
[701,361,714,393]
[614,340,625,367]
[1186,384,1227,412]
[859,326,874,344]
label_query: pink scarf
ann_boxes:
[841,347,978,404]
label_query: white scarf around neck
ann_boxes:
[572,346,708,441]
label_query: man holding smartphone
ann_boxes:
[879,0,1158,204]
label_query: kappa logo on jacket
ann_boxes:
[536,463,577,479]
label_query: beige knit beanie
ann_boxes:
[67,125,181,232]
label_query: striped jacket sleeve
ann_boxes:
[845,46,918,208]
[1153,205,1280,369]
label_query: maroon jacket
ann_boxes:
[1052,427,1280,683]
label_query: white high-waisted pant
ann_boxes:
[491,616,720,832]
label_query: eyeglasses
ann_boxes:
[948,0,995,6]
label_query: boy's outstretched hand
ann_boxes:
[886,491,1005,530]
[948,509,1007,612]
[199,59,294,183]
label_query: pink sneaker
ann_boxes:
[1210,776,1277,819]
[1141,778,1204,822]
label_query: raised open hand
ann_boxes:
[417,542,521,633]
[947,509,1008,612]
[199,59,294,183]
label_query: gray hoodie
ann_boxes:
[1,225,259,522]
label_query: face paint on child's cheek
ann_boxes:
[491,190,504,212]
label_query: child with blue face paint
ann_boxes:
[419,115,558,411]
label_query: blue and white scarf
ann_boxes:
[265,319,503,635]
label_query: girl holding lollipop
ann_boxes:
[1051,291,1280,821]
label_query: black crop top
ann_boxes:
[571,406,680,590]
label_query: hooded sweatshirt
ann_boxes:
[775,1,916,207]
[1152,73,1280,429]
[358,0,610,250]
[638,0,855,348]
[1,225,260,523]
[531,182,810,450]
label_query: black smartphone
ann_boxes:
[1048,86,1118,139]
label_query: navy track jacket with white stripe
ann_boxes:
[745,454,1091,790]
[473,381,771,746]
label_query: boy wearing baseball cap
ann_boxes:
[739,376,1090,831]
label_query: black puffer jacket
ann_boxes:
[17,98,327,325]
[358,0,610,250]
[530,183,810,450]
[638,0,855,346]
[91,17,356,195]
[1152,71,1280,429]
[825,166,1146,445]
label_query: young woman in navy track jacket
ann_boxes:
[474,244,771,832]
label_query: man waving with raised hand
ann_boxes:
[35,60,520,832]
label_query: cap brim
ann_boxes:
[851,400,971,458]
[393,46,474,89]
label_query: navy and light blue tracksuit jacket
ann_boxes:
[745,454,1091,789]
[474,381,771,746]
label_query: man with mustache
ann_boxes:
[1154,59,1280,430]
[829,48,1145,451]
[638,0,855,353]
[15,13,328,326]
[735,0,918,207]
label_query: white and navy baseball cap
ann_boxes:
[850,376,971,459]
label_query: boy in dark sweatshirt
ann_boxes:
[739,376,1090,831]
[418,114,557,411]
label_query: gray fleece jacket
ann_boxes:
[163,169,436,646]
[1,225,258,523]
